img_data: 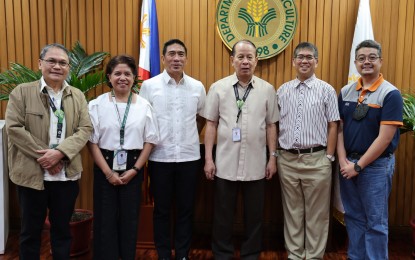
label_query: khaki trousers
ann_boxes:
[277,149,332,260]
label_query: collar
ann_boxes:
[230,73,255,88]
[355,73,384,92]
[39,76,68,94]
[294,74,316,89]
[161,69,186,85]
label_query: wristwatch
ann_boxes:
[271,151,278,158]
[326,154,335,162]
[354,163,362,173]
[131,166,140,173]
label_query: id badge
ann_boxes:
[232,127,241,142]
[113,150,127,171]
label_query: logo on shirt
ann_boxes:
[216,0,298,60]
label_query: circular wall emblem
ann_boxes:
[216,0,298,60]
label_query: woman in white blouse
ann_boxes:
[87,55,159,260]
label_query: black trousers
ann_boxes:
[212,177,265,260]
[148,160,200,259]
[93,164,143,260]
[17,180,79,260]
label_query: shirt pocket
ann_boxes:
[25,110,45,134]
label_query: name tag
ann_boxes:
[113,150,127,171]
[232,127,241,142]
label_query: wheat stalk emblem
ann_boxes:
[238,0,276,37]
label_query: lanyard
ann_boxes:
[233,83,252,123]
[42,88,64,141]
[111,91,133,149]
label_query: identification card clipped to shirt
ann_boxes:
[232,127,241,142]
[113,150,127,171]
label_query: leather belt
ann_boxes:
[279,146,326,155]
[347,152,392,160]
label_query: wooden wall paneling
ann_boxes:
[109,0,118,55]
[307,0,317,46]
[213,4,223,87]
[38,0,48,47]
[132,0,140,60]
[336,0,348,90]
[45,0,54,43]
[97,0,109,97]
[0,0,8,72]
[396,1,414,222]
[191,0,200,80]
[395,0,407,89]
[101,0,110,54]
[5,0,15,63]
[86,0,95,55]
[314,0,324,81]
[69,0,78,49]
[77,0,86,47]
[374,0,389,77]
[205,0,215,88]
[329,0,340,89]
[125,0,134,55]
[408,2,415,225]
[387,0,404,225]
[274,47,285,89]
[54,0,63,44]
[320,0,332,84]
[199,0,208,87]
[183,0,192,75]
[299,0,309,42]
[118,0,126,54]
[21,0,32,66]
[1,0,415,227]
[13,0,24,64]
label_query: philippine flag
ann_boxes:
[138,0,160,80]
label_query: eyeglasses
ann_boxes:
[295,55,315,61]
[41,59,70,68]
[355,55,380,63]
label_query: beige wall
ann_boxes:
[0,0,414,227]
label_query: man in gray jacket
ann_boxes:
[5,43,92,260]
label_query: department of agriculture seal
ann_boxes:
[216,0,298,60]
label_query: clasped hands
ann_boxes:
[36,149,65,175]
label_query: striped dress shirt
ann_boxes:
[276,74,340,149]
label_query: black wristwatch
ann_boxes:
[131,166,140,173]
[354,163,362,173]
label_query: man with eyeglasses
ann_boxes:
[276,42,339,259]
[337,40,403,259]
[5,43,92,259]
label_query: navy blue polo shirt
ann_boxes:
[338,74,403,155]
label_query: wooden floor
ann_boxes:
[1,223,414,259]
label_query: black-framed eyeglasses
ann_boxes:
[295,55,315,61]
[41,59,70,68]
[355,55,380,63]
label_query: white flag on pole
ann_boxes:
[347,0,375,84]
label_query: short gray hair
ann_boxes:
[39,43,69,60]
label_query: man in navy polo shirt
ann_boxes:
[337,39,403,259]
